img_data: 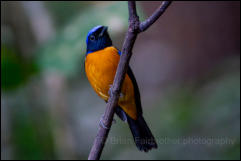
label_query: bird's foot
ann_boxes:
[99,115,116,129]
[108,85,114,96]
[108,85,124,98]
[99,115,109,129]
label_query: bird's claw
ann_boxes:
[108,85,124,98]
[108,85,114,96]
[99,115,116,129]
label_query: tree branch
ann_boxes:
[88,1,172,160]
[139,1,172,32]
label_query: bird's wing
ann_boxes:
[116,48,143,115]
[127,66,143,115]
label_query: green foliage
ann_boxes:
[36,2,126,77]
[35,2,145,78]
[11,108,55,160]
[45,2,91,30]
[1,45,38,91]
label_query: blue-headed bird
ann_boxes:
[85,25,157,152]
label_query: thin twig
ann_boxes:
[139,1,172,32]
[88,1,172,160]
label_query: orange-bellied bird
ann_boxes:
[85,25,157,152]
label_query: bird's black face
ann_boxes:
[86,26,112,54]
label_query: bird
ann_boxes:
[85,25,157,152]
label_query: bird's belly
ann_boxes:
[85,47,137,119]
[85,50,119,101]
[86,61,116,101]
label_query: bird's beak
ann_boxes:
[99,26,108,37]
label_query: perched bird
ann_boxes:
[85,25,157,152]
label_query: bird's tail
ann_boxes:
[127,115,158,152]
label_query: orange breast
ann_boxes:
[85,46,137,120]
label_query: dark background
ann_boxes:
[1,1,240,160]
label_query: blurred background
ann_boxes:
[1,1,240,160]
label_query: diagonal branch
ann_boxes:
[88,1,172,160]
[139,1,172,32]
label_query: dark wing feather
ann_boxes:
[116,48,143,116]
[127,66,143,115]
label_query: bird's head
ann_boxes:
[86,25,112,54]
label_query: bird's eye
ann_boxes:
[90,35,95,41]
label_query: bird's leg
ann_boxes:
[108,85,114,97]
[108,84,124,98]
[99,115,109,129]
[99,114,116,129]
